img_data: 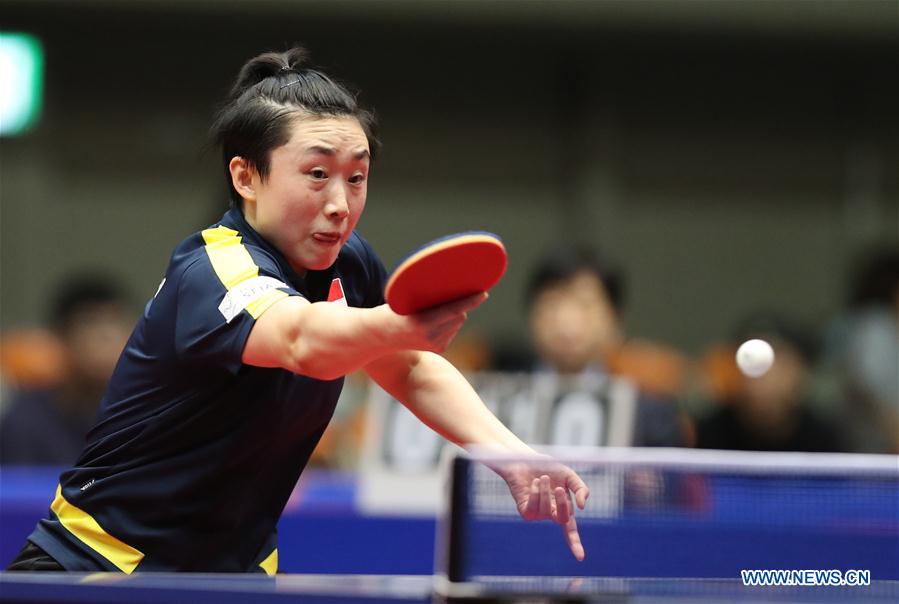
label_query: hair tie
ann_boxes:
[278,65,300,89]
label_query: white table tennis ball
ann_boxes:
[736,339,775,378]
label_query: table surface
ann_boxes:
[1,573,897,604]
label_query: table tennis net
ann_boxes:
[438,448,899,584]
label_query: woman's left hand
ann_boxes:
[498,460,590,561]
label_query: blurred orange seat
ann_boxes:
[697,343,743,404]
[0,329,66,389]
[606,339,690,399]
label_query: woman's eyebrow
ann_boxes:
[302,146,369,161]
[304,144,337,156]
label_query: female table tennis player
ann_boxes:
[8,46,588,573]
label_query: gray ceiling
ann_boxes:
[8,0,899,39]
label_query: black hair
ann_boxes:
[211,46,380,205]
[525,246,624,313]
[732,312,819,365]
[49,274,127,334]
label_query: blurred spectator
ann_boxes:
[0,274,132,464]
[524,247,686,447]
[696,314,842,452]
[823,247,899,453]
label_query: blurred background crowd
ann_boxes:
[1,0,897,471]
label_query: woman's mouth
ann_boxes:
[312,232,341,245]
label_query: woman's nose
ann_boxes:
[325,185,350,219]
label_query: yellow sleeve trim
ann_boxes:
[245,289,289,319]
[201,226,260,290]
[51,484,145,574]
[259,548,278,576]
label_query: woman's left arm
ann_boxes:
[364,350,590,560]
[365,350,530,452]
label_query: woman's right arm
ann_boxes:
[240,293,486,380]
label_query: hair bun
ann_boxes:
[281,46,310,71]
[229,46,311,98]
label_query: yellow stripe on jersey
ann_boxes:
[245,288,289,318]
[201,226,288,319]
[259,548,278,576]
[201,226,259,289]
[50,484,145,573]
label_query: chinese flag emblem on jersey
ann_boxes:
[328,278,347,306]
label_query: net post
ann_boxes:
[446,454,469,584]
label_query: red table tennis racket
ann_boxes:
[385,232,508,315]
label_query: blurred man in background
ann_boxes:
[696,314,842,453]
[0,275,132,465]
[523,247,686,447]
[823,247,899,453]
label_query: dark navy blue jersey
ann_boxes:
[29,207,387,574]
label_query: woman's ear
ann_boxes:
[229,157,256,202]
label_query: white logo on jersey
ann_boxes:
[218,276,288,322]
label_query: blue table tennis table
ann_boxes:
[2,450,896,603]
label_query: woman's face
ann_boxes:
[242,114,370,273]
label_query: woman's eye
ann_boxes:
[310,168,327,180]
[349,173,366,184]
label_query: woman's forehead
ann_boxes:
[284,114,369,154]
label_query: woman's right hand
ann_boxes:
[383,292,488,353]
